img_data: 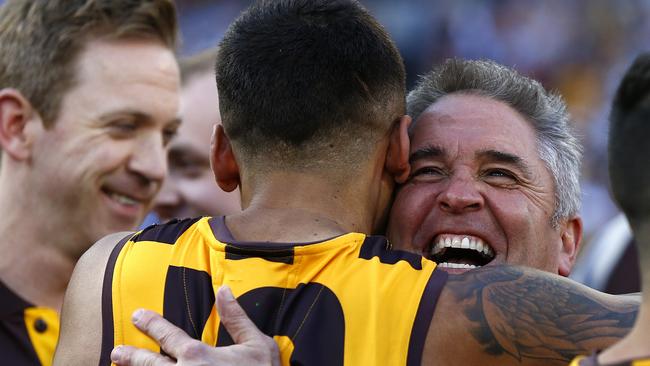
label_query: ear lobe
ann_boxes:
[385,115,411,184]
[211,125,241,192]
[557,216,583,277]
[0,89,38,161]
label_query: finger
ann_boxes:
[111,345,175,366]
[131,309,192,357]
[216,286,264,344]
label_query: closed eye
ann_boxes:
[108,120,138,137]
[409,166,447,182]
[482,168,519,185]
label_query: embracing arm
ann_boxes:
[423,265,639,365]
[53,232,131,366]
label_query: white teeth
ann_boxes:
[430,234,495,259]
[484,245,493,257]
[461,237,470,249]
[438,262,478,269]
[110,193,139,206]
[451,238,461,248]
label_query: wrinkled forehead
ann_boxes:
[409,95,541,163]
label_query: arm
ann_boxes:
[423,265,639,365]
[53,232,132,366]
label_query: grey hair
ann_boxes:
[407,58,582,226]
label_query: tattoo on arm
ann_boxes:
[446,266,638,363]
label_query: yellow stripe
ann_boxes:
[23,307,59,366]
[112,240,174,352]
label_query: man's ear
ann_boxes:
[558,216,583,277]
[385,115,411,184]
[0,89,38,161]
[211,125,241,192]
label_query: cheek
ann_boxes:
[487,190,558,261]
[486,189,541,230]
[70,137,132,174]
[388,185,435,247]
[178,173,219,201]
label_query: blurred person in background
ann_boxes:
[571,53,650,366]
[153,48,241,223]
[0,0,179,364]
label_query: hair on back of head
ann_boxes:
[0,0,178,126]
[609,53,650,222]
[216,0,406,174]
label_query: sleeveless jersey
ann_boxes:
[0,281,59,366]
[99,216,447,366]
[570,353,650,366]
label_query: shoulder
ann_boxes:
[131,217,204,244]
[53,231,134,366]
[422,265,638,366]
[79,231,135,270]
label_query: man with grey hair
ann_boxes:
[388,58,583,277]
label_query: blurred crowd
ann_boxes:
[1,0,642,238]
[175,0,650,239]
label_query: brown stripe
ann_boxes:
[132,217,201,245]
[162,266,215,341]
[358,235,423,270]
[0,312,41,365]
[98,234,133,366]
[406,268,448,366]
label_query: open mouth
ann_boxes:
[428,234,495,271]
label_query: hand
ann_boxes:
[111,286,281,366]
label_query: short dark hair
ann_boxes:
[0,0,177,126]
[609,53,650,222]
[216,0,405,172]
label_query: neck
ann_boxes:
[227,170,390,243]
[0,176,77,313]
[599,220,650,364]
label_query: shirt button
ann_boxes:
[34,318,47,333]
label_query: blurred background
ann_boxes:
[1,0,647,244]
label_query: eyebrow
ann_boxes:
[409,145,445,164]
[100,109,182,127]
[476,149,533,178]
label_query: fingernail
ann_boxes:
[111,345,123,362]
[219,285,235,301]
[132,309,144,324]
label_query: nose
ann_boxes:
[437,174,484,214]
[153,176,182,221]
[129,134,167,185]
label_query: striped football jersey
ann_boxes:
[100,216,447,366]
